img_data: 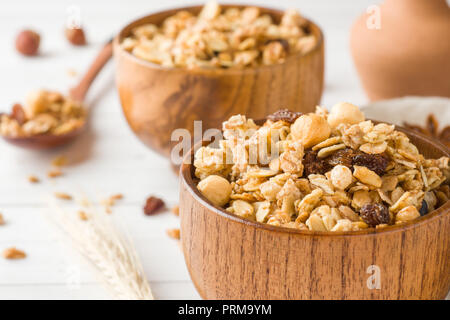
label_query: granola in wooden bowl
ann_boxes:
[193,103,450,232]
[121,1,317,69]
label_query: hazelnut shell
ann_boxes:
[15,30,40,56]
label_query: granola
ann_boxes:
[194,102,450,231]
[78,210,89,221]
[28,175,40,183]
[121,1,317,69]
[166,228,181,240]
[2,247,26,259]
[0,90,86,138]
[54,192,73,200]
[48,169,63,178]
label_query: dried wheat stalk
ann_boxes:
[47,198,153,300]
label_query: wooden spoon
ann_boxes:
[1,40,113,150]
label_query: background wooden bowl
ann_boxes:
[114,5,324,157]
[179,126,450,300]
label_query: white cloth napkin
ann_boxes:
[361,96,450,128]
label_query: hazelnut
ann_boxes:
[327,102,365,129]
[291,114,331,148]
[15,30,40,56]
[330,165,353,190]
[65,27,87,46]
[197,175,232,207]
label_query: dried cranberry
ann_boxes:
[360,203,391,227]
[267,109,302,124]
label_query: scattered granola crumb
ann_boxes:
[54,192,72,200]
[166,228,181,240]
[78,197,90,207]
[111,194,124,201]
[67,69,78,77]
[48,169,63,178]
[52,155,68,167]
[78,210,88,221]
[0,213,5,225]
[2,247,26,259]
[28,175,40,183]
[101,198,114,207]
[101,194,123,207]
[171,205,180,216]
[143,196,165,215]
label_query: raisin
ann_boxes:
[360,203,391,227]
[267,109,302,124]
[419,200,428,216]
[326,148,355,169]
[353,153,389,176]
[303,148,355,176]
[302,146,391,178]
[143,196,165,215]
[303,150,330,176]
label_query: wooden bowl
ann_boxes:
[179,125,450,300]
[114,5,324,157]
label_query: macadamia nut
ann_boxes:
[328,102,365,129]
[197,175,232,207]
[291,114,331,148]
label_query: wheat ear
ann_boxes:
[47,198,154,300]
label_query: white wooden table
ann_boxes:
[0,0,374,299]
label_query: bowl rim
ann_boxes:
[113,3,324,75]
[180,122,450,237]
